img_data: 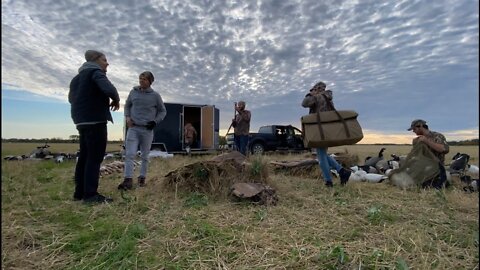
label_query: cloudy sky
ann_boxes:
[2,0,478,144]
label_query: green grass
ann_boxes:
[2,143,479,269]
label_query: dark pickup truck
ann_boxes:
[226,125,306,154]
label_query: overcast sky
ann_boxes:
[2,0,478,143]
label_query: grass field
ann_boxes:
[1,142,122,157]
[1,143,479,269]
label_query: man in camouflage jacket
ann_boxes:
[408,119,450,188]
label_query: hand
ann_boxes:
[110,100,120,111]
[126,117,134,128]
[416,135,427,143]
[316,90,328,96]
[146,121,156,130]
[415,136,430,147]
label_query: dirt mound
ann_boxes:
[270,159,322,178]
[163,151,270,198]
[269,151,359,178]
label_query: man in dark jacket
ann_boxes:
[69,50,120,203]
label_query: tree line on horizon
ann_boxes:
[1,137,478,146]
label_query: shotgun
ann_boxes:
[225,102,237,135]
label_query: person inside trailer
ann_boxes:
[184,122,197,154]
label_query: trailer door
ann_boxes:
[201,106,215,149]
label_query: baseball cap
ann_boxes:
[407,119,427,131]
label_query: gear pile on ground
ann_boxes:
[163,151,272,199]
[447,153,479,192]
[3,143,125,162]
[100,160,140,177]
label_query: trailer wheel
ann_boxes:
[251,143,265,155]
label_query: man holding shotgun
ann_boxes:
[231,101,251,156]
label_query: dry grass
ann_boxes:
[1,143,479,269]
[163,152,270,199]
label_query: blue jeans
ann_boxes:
[74,123,108,199]
[234,135,249,156]
[316,148,342,183]
[124,127,154,178]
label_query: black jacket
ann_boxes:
[69,62,120,124]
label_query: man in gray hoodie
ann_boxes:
[118,71,167,190]
[69,49,120,203]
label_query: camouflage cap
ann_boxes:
[407,119,427,131]
[310,81,327,92]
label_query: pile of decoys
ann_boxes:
[334,147,405,184]
[447,153,479,192]
[3,143,126,163]
[341,148,479,192]
[3,143,78,162]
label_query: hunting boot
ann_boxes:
[339,168,352,186]
[118,177,133,190]
[138,176,146,187]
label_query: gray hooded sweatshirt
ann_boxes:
[124,86,167,126]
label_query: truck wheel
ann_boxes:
[251,143,265,155]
